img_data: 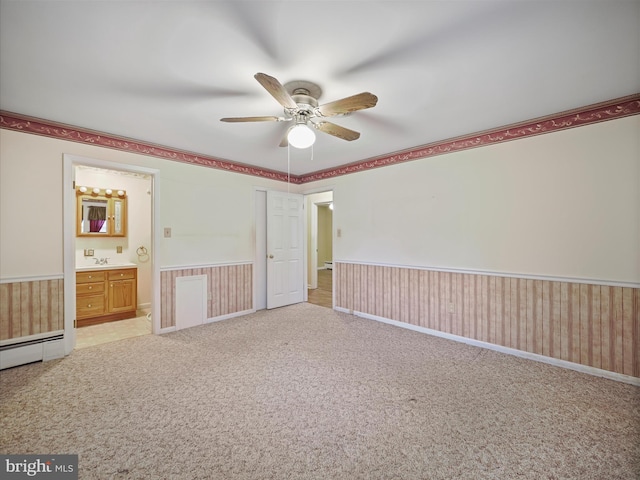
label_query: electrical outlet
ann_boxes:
[116,246,123,253]
[164,227,172,238]
[84,249,94,257]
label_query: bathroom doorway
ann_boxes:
[63,155,159,353]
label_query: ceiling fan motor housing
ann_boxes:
[290,93,318,120]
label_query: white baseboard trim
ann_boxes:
[160,261,252,272]
[0,338,65,370]
[43,339,65,361]
[158,309,255,334]
[206,309,255,324]
[348,309,640,386]
[0,274,64,284]
[0,330,65,348]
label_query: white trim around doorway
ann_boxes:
[63,154,161,356]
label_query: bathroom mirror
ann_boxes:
[76,187,127,237]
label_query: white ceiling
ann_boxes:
[1,1,638,177]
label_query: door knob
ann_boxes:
[268,254,274,259]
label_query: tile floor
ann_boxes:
[75,314,151,349]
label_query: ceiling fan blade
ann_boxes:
[220,116,283,123]
[254,73,298,110]
[315,121,361,141]
[316,92,378,117]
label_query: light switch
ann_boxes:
[164,227,172,238]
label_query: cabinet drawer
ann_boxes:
[76,295,105,317]
[76,281,105,295]
[108,269,136,280]
[77,271,106,284]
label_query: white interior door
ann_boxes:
[267,190,304,309]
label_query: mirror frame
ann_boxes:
[76,187,127,237]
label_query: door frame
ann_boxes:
[62,154,160,354]
[304,190,334,291]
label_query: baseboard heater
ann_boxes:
[0,332,65,370]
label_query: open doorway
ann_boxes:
[73,165,153,348]
[63,155,159,354]
[306,191,333,308]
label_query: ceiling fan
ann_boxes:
[221,73,378,148]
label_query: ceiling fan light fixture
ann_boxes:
[287,123,315,149]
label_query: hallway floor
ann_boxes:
[307,269,333,308]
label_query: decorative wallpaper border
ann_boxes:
[299,94,640,182]
[1,94,638,184]
[0,112,291,183]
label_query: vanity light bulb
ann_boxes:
[117,190,125,196]
[93,188,101,194]
[105,189,112,195]
[79,186,87,193]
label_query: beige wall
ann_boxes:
[0,128,285,279]
[304,115,640,284]
[3,116,638,284]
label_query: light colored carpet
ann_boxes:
[1,303,638,479]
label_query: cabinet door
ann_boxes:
[110,197,127,236]
[108,279,136,313]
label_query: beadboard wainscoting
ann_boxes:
[160,263,253,329]
[0,277,65,342]
[334,262,639,379]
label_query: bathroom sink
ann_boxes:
[76,262,137,272]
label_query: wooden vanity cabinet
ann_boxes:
[76,271,106,321]
[108,269,137,314]
[76,267,137,327]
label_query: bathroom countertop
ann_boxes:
[76,262,137,272]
